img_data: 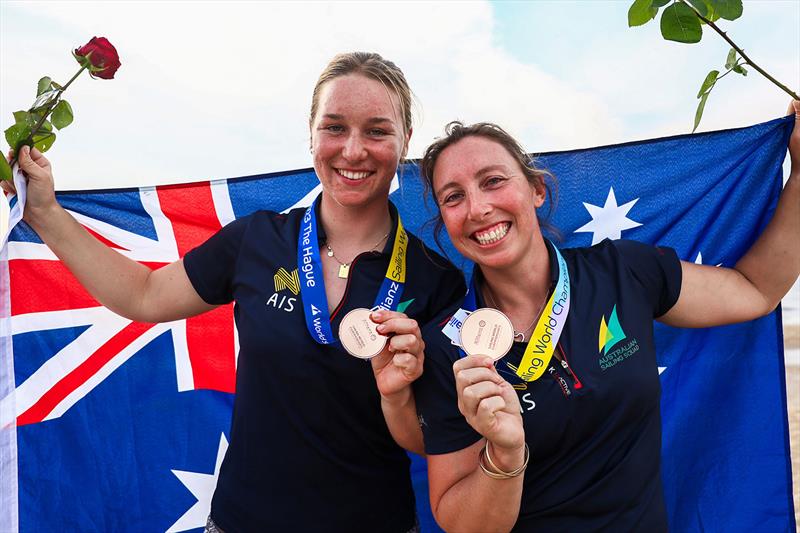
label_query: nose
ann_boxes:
[342,132,367,161]
[466,190,491,221]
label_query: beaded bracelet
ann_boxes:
[478,441,530,479]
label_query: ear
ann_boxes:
[532,179,546,208]
[401,127,413,159]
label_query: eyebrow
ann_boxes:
[434,164,514,199]
[320,114,395,125]
[475,164,512,176]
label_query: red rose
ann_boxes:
[74,37,121,79]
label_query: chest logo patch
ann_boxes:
[598,305,639,371]
[274,267,300,295]
[268,267,299,313]
[599,305,626,354]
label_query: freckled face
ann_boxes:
[432,136,546,270]
[310,74,410,210]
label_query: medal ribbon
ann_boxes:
[297,202,408,345]
[442,241,570,382]
[516,246,570,382]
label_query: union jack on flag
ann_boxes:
[1,116,796,533]
[10,183,238,426]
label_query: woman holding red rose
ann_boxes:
[5,52,465,532]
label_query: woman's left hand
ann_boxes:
[369,309,425,401]
[788,100,800,172]
[660,99,800,328]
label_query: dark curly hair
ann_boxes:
[419,121,559,254]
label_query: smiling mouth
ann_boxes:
[337,169,373,181]
[472,222,511,245]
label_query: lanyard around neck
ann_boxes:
[443,241,570,382]
[297,201,408,345]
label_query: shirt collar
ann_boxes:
[313,194,399,257]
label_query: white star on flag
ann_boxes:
[575,187,642,245]
[694,251,722,267]
[167,433,228,533]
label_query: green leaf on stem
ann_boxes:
[697,69,719,98]
[725,48,737,69]
[32,131,56,153]
[700,0,722,22]
[37,76,53,97]
[707,0,742,21]
[652,0,670,6]
[4,122,30,149]
[733,64,748,76]
[693,91,711,132]
[661,2,702,43]
[26,113,53,133]
[628,0,657,27]
[0,153,12,182]
[13,111,32,125]
[51,100,74,129]
[686,0,708,17]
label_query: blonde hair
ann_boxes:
[309,52,413,138]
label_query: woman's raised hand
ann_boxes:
[788,100,800,172]
[453,355,524,451]
[370,309,425,400]
[1,145,58,224]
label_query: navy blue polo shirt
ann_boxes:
[414,239,682,532]
[183,197,465,533]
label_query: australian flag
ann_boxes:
[0,116,795,532]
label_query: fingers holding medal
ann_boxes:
[378,311,425,375]
[343,309,424,398]
[453,355,524,450]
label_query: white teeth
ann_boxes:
[338,169,371,180]
[474,223,509,245]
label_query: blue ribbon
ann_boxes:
[297,201,407,345]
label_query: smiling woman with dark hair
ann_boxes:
[413,107,800,532]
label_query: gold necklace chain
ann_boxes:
[325,230,391,278]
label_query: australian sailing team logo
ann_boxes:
[597,305,639,370]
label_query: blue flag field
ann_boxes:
[0,116,795,532]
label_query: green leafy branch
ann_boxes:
[0,68,82,182]
[628,0,799,132]
[1,37,121,182]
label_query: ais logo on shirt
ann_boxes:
[597,305,639,371]
[268,267,299,313]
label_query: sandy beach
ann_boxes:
[786,324,799,525]
[788,364,798,525]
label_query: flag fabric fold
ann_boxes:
[0,116,795,532]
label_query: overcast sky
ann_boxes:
[1,1,798,191]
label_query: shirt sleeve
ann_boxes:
[414,316,483,455]
[183,215,250,305]
[613,239,682,318]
